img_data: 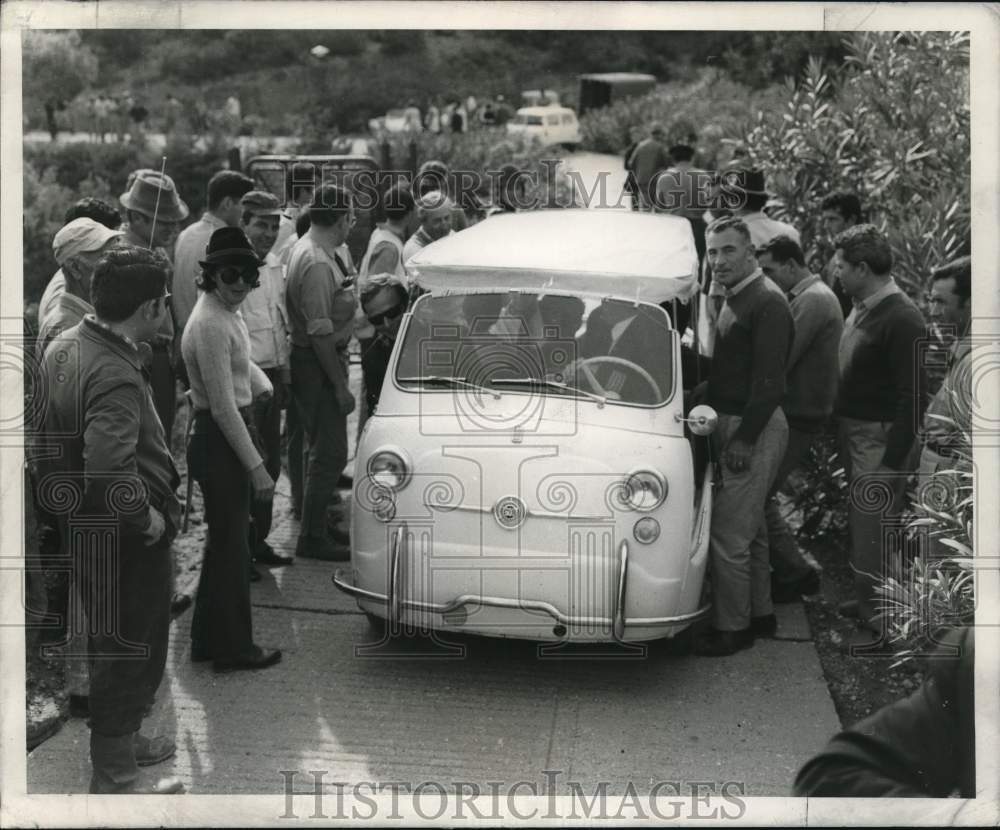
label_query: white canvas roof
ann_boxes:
[406,209,699,304]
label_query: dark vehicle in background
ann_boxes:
[245,154,380,265]
[578,73,657,116]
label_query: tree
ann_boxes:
[744,32,970,297]
[23,31,99,123]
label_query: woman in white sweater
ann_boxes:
[181,227,281,673]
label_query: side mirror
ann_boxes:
[675,404,718,436]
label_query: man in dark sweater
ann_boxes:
[757,235,844,601]
[696,216,794,657]
[832,224,928,640]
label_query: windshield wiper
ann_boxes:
[397,375,501,399]
[491,377,607,408]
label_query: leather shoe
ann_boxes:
[90,773,185,794]
[254,542,294,566]
[213,646,282,674]
[694,627,754,656]
[771,568,821,603]
[296,535,350,561]
[134,733,176,767]
[751,613,777,638]
[190,645,211,663]
[337,473,353,489]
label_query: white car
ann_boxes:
[334,210,716,643]
[505,105,582,148]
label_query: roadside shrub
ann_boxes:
[23,137,230,302]
[875,445,974,666]
[578,71,786,166]
[744,32,970,299]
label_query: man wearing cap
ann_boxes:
[37,247,182,794]
[38,218,124,355]
[285,184,357,561]
[625,124,670,211]
[182,227,281,673]
[172,170,256,333]
[414,160,468,233]
[238,190,294,569]
[119,169,190,442]
[39,199,121,327]
[402,191,455,263]
[273,161,319,265]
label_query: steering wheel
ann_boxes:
[572,356,662,402]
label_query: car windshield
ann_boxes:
[395,293,674,406]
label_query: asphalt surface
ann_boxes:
[27,474,840,796]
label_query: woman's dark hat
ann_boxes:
[198,227,262,269]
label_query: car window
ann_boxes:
[562,114,575,124]
[546,115,560,126]
[395,294,674,406]
[525,115,544,126]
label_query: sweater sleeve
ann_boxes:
[81,377,154,536]
[786,292,822,374]
[192,320,263,471]
[882,306,927,469]
[733,292,792,444]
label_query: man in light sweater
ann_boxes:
[181,227,281,673]
[757,235,844,602]
[696,216,793,657]
[832,224,928,644]
[239,190,294,569]
[402,191,454,263]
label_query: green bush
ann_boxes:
[744,32,970,299]
[578,71,787,166]
[22,137,231,303]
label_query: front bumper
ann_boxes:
[332,524,710,642]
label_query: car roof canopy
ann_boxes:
[407,209,699,304]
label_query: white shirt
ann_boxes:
[240,251,290,370]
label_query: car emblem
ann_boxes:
[493,495,527,530]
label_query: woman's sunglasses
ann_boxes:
[217,265,260,287]
[368,303,406,326]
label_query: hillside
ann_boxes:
[27,30,845,135]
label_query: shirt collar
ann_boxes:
[788,273,821,298]
[57,292,94,317]
[854,279,900,313]
[203,212,228,229]
[82,315,148,370]
[725,268,762,297]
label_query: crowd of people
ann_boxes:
[23,139,972,792]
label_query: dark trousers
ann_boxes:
[149,344,176,446]
[250,367,283,549]
[77,527,173,738]
[187,414,255,660]
[291,346,348,540]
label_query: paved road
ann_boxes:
[28,480,839,797]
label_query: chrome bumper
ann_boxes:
[332,524,710,640]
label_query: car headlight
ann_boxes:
[367,450,409,491]
[624,470,667,511]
